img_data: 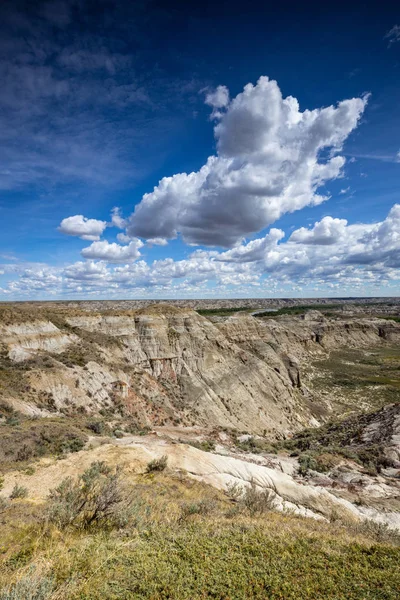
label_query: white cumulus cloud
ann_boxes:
[81,239,143,263]
[289,217,348,245]
[58,215,107,241]
[127,76,368,247]
[6,204,400,298]
[110,207,127,229]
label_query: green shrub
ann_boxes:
[16,444,33,462]
[235,436,277,454]
[225,481,243,501]
[86,421,104,434]
[5,415,20,427]
[0,497,9,513]
[298,454,319,475]
[186,439,216,452]
[146,455,168,473]
[10,484,28,499]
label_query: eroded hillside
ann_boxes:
[1,304,400,436]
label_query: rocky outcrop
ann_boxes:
[0,320,78,362]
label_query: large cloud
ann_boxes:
[58,215,107,241]
[127,76,368,247]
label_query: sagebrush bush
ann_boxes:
[0,496,9,513]
[146,455,168,473]
[351,519,400,545]
[181,498,217,517]
[10,483,28,499]
[298,454,320,476]
[242,480,275,515]
[46,461,132,530]
[0,568,54,600]
[226,479,275,515]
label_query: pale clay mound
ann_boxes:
[1,436,399,529]
[1,309,400,435]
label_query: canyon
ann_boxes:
[0,300,399,531]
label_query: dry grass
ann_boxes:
[0,471,399,599]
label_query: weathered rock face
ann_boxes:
[1,307,399,435]
[219,313,400,357]
[0,320,78,362]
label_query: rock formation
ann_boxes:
[1,305,399,435]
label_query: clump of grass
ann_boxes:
[0,497,9,513]
[351,519,400,545]
[10,484,28,500]
[146,455,168,473]
[241,480,275,515]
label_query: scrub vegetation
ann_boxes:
[0,469,399,600]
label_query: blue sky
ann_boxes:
[0,0,399,299]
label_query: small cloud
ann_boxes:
[110,207,127,229]
[204,85,230,109]
[0,253,18,261]
[58,215,107,241]
[396,150,400,163]
[349,157,357,163]
[116,233,131,244]
[339,187,350,195]
[147,237,168,246]
[348,68,361,79]
[204,85,230,119]
[385,25,400,46]
[81,239,143,263]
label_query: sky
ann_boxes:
[0,0,400,300]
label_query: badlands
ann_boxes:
[0,299,400,598]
